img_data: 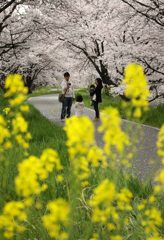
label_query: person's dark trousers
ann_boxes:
[61,97,73,120]
[93,101,99,118]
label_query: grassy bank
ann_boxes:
[28,87,164,128]
[0,94,68,165]
[27,86,61,98]
[75,89,164,128]
[25,105,68,165]
[1,84,164,239]
[0,95,69,208]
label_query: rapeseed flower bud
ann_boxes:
[3,108,10,115]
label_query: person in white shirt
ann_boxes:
[61,72,75,120]
[75,95,85,117]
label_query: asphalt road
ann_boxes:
[28,94,162,180]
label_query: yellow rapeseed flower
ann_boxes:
[40,148,63,172]
[147,236,162,240]
[3,141,12,149]
[0,201,26,239]
[42,198,70,239]
[19,105,30,112]
[57,175,64,182]
[9,94,27,107]
[155,125,164,190]
[139,205,162,238]
[122,63,150,118]
[15,149,62,197]
[110,235,123,240]
[98,107,130,157]
[12,113,28,134]
[90,178,133,233]
[0,115,11,148]
[0,115,7,126]
[82,181,89,187]
[4,74,28,98]
[64,116,106,182]
[3,108,10,115]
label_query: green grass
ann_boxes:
[2,85,164,128]
[141,104,164,128]
[28,87,164,128]
[0,94,67,164]
[0,95,9,111]
[75,89,164,128]
[75,89,123,111]
[0,98,69,203]
[1,93,164,239]
[26,104,68,162]
[28,86,61,98]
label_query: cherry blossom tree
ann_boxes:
[0,0,81,91]
[119,0,164,101]
[0,1,60,91]
[40,0,130,86]
[1,0,164,99]
[39,0,164,90]
[121,0,164,27]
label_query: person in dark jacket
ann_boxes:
[89,84,95,106]
[90,78,103,121]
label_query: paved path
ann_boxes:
[28,94,162,180]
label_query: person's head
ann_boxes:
[90,84,95,89]
[76,95,83,102]
[95,78,103,88]
[64,72,70,81]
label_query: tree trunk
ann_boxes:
[25,75,32,93]
[66,40,118,86]
[99,60,117,86]
[99,70,115,85]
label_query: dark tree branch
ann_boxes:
[58,37,118,86]
[9,29,17,59]
[136,57,164,76]
[0,0,16,13]
[121,0,164,27]
[149,93,164,103]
